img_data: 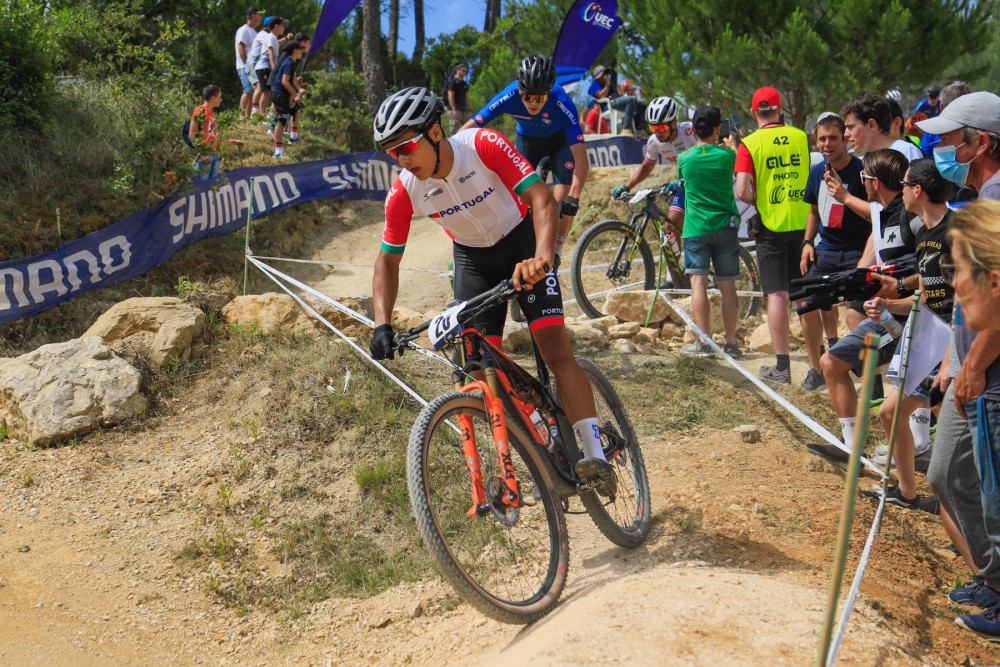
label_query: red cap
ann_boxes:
[751,87,781,112]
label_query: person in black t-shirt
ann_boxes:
[446,63,471,134]
[864,158,955,510]
[799,112,872,390]
[270,40,304,159]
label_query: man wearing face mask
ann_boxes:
[917,91,1000,199]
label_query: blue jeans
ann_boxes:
[610,95,638,131]
[683,226,740,279]
[238,66,253,94]
[193,154,220,183]
[968,397,1000,588]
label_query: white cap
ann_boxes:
[814,111,841,129]
[916,91,1000,135]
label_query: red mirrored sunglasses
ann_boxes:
[383,133,424,160]
[650,123,674,133]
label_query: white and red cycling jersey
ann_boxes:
[381,128,542,254]
[643,121,696,165]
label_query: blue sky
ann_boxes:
[380,0,480,55]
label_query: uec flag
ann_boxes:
[553,0,621,88]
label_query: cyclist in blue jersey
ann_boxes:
[461,55,588,262]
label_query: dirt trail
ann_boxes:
[0,167,992,666]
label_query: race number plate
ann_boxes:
[428,301,467,349]
[629,188,653,205]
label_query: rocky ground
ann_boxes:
[0,166,995,665]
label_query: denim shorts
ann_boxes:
[828,318,899,373]
[966,397,1000,568]
[238,66,253,94]
[683,226,740,279]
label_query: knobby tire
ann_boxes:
[407,392,569,624]
[571,219,656,319]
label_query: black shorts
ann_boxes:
[453,212,564,343]
[256,68,271,87]
[756,226,805,295]
[515,133,575,186]
[272,90,299,121]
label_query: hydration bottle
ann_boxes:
[525,405,551,448]
[665,230,681,258]
[873,304,905,340]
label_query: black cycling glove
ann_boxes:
[559,196,579,217]
[369,324,396,360]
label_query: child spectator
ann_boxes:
[188,84,245,183]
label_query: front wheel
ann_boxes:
[571,219,656,319]
[407,392,569,624]
[564,358,652,548]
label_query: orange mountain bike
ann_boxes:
[391,279,651,623]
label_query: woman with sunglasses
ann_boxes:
[460,55,588,263]
[945,199,1000,640]
[369,87,616,491]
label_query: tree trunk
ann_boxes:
[362,0,385,113]
[484,0,501,34]
[412,0,425,64]
[388,0,399,61]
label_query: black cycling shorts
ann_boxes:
[515,133,575,186]
[452,211,564,344]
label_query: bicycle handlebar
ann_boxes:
[392,279,520,350]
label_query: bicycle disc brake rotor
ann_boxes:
[486,477,520,526]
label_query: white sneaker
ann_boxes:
[289,132,299,142]
[272,149,286,159]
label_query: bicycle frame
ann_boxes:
[611,191,684,288]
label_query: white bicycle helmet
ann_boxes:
[646,96,679,125]
[373,87,444,146]
[885,88,902,102]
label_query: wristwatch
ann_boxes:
[801,238,814,249]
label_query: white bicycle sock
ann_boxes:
[839,417,856,447]
[554,234,568,258]
[573,417,605,460]
[910,408,932,454]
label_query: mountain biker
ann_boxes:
[371,87,615,490]
[611,96,695,231]
[460,55,587,264]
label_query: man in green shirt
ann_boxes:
[677,106,742,358]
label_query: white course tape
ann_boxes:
[658,295,882,475]
[249,257,432,408]
[825,492,887,666]
[246,254,451,368]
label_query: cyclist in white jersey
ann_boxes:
[611,97,695,228]
[368,87,616,491]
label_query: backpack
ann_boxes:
[182,118,193,148]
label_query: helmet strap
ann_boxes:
[427,121,443,177]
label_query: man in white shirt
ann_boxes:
[842,93,924,161]
[234,8,261,119]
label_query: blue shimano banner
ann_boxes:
[553,0,621,88]
[0,151,402,323]
[0,139,652,323]
[310,0,362,56]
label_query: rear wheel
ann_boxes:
[571,219,655,319]
[735,245,761,319]
[558,359,651,548]
[407,392,569,624]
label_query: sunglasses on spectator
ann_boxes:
[520,92,549,104]
[901,180,919,188]
[940,253,958,284]
[383,133,423,160]
[650,123,674,133]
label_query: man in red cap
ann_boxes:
[735,87,811,384]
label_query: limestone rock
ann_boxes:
[608,322,640,340]
[610,339,637,354]
[221,293,372,337]
[589,316,619,334]
[748,322,775,354]
[733,425,761,444]
[84,297,207,370]
[660,322,683,340]
[634,327,661,344]
[0,337,146,447]
[604,291,670,325]
[502,325,533,351]
[391,307,424,331]
[567,325,608,348]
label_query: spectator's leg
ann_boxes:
[820,308,839,345]
[800,309,824,370]
[718,279,739,345]
[767,292,791,355]
[959,396,1000,582]
[690,274,711,341]
[879,390,921,498]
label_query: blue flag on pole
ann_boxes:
[310,0,363,56]
[553,0,621,89]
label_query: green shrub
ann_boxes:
[0,0,59,133]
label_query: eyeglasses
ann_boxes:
[901,180,919,188]
[860,173,877,181]
[520,92,549,105]
[650,123,674,133]
[383,133,423,160]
